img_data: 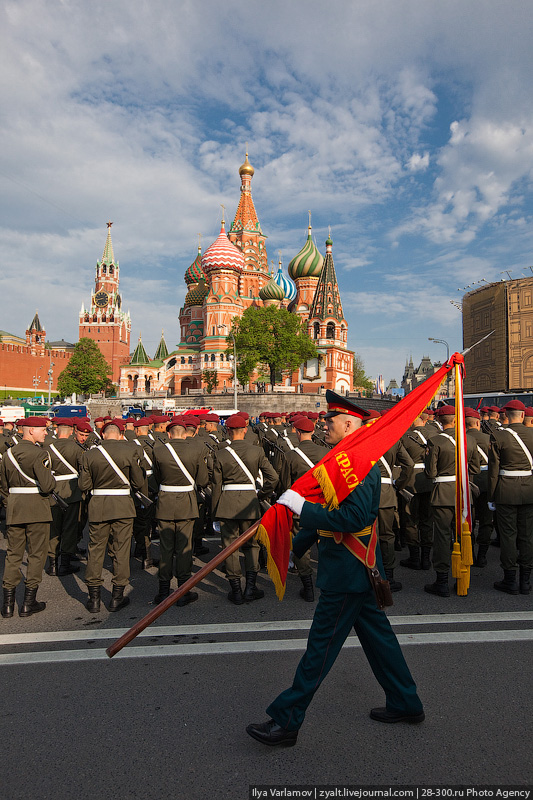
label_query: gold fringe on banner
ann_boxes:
[312,464,341,510]
[256,523,290,601]
[451,541,462,579]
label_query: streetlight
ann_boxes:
[33,368,42,399]
[46,348,55,407]
[428,337,451,398]
[218,325,238,411]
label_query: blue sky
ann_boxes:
[1,0,533,385]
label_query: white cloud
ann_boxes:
[407,152,430,172]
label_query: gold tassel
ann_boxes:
[451,541,462,578]
[456,565,469,595]
[256,524,286,601]
[461,521,473,566]
[312,464,340,509]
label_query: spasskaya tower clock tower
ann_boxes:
[79,222,131,384]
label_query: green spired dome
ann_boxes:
[259,277,285,301]
[185,279,209,307]
[185,246,205,286]
[288,226,324,280]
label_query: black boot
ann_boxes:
[400,545,421,570]
[243,570,264,602]
[45,557,58,576]
[494,569,519,595]
[193,540,210,556]
[176,580,198,607]
[424,572,450,597]
[385,568,402,592]
[474,544,489,568]
[227,578,244,605]
[154,580,171,604]
[19,587,46,617]
[86,586,101,613]
[108,586,130,612]
[58,553,81,576]
[1,588,16,618]
[519,567,532,595]
[299,574,315,602]
[420,545,432,570]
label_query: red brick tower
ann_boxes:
[79,222,131,384]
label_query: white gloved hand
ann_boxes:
[277,489,305,516]
[488,502,496,512]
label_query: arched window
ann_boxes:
[313,322,320,339]
[180,356,185,365]
[211,354,215,362]
[188,356,192,364]
[326,322,335,339]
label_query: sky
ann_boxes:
[2,0,533,386]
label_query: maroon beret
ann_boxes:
[366,409,381,419]
[152,415,168,425]
[502,400,526,412]
[226,414,247,429]
[489,406,501,413]
[167,418,187,432]
[436,405,456,417]
[464,408,480,419]
[184,417,199,428]
[103,415,112,421]
[75,421,93,433]
[102,419,124,433]
[21,416,48,427]
[0,419,3,425]
[94,417,105,423]
[293,417,315,432]
[479,407,490,413]
[133,418,150,428]
[425,408,435,416]
[55,418,75,427]
[524,407,533,417]
[237,411,249,420]
[205,413,220,423]
[307,412,318,420]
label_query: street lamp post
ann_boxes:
[33,369,42,399]
[428,337,451,398]
[218,325,238,411]
[46,349,55,407]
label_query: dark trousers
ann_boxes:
[3,522,50,589]
[267,588,422,731]
[403,492,432,547]
[157,518,195,583]
[377,506,397,570]
[48,502,80,558]
[85,518,134,587]
[431,505,455,573]
[495,503,533,570]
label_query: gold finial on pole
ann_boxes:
[220,204,225,225]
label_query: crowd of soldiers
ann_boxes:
[0,396,531,619]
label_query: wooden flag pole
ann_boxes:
[106,520,261,658]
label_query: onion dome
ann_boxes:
[239,151,255,178]
[185,246,205,286]
[259,277,285,302]
[202,222,244,274]
[288,226,324,280]
[274,263,296,302]
[184,279,209,307]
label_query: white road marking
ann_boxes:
[0,611,532,647]
[0,628,532,667]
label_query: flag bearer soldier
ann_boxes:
[0,417,56,618]
[399,415,434,571]
[488,399,533,595]
[247,391,424,748]
[131,418,158,569]
[464,408,493,567]
[151,417,209,606]
[212,414,278,605]
[424,405,480,597]
[45,418,84,577]
[278,416,325,602]
[78,419,145,613]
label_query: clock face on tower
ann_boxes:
[95,290,109,307]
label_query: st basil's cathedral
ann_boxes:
[80,153,354,396]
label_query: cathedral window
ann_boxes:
[313,322,320,340]
[211,354,215,362]
[326,323,335,339]
[181,357,185,364]
[188,357,192,364]
[102,266,106,274]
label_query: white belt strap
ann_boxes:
[440,433,456,447]
[134,438,153,468]
[164,442,196,491]
[9,487,39,494]
[225,447,257,491]
[476,445,489,465]
[379,456,393,479]
[97,445,131,488]
[294,447,315,469]
[414,430,428,445]
[434,476,456,482]
[498,470,532,477]
[381,478,393,485]
[480,465,488,471]
[414,463,425,469]
[283,436,295,451]
[222,484,256,491]
[504,428,533,472]
[92,488,131,496]
[7,448,37,485]
[160,484,194,492]
[49,443,78,479]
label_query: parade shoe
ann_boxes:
[227,578,244,605]
[385,569,402,592]
[1,588,16,618]
[142,557,159,570]
[299,574,315,602]
[400,546,421,570]
[494,569,519,595]
[420,545,432,570]
[19,587,46,617]
[243,571,264,602]
[424,572,450,597]
[246,719,298,747]
[86,586,101,613]
[519,567,531,595]
[58,554,81,576]
[370,707,425,724]
[45,557,58,576]
[474,545,488,568]
[176,581,198,607]
[154,581,171,604]
[72,545,87,560]
[193,541,210,556]
[107,586,130,612]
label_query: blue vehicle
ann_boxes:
[49,405,88,418]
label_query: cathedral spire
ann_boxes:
[130,333,150,365]
[309,234,345,322]
[154,330,169,361]
[102,221,115,264]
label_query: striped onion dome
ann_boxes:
[274,264,296,301]
[202,223,244,274]
[259,276,285,302]
[184,279,209,307]
[185,246,205,286]
[288,227,324,280]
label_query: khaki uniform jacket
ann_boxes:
[425,428,480,506]
[46,438,84,504]
[212,440,278,520]
[279,439,325,492]
[78,440,145,522]
[401,427,434,493]
[153,439,209,521]
[378,441,414,508]
[488,423,533,504]
[133,434,158,494]
[466,428,490,493]
[0,440,56,524]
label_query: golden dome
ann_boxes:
[239,151,255,178]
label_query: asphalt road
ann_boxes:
[0,528,532,799]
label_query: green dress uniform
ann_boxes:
[78,440,145,589]
[132,434,158,565]
[265,465,423,731]
[466,427,493,562]
[400,426,434,568]
[0,440,56,591]
[46,438,84,572]
[376,441,413,577]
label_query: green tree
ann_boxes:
[353,354,374,396]
[202,369,218,394]
[230,306,318,387]
[57,338,112,396]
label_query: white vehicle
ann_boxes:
[0,406,26,423]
